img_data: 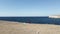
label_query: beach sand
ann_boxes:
[0,20,60,34]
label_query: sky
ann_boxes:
[0,0,60,16]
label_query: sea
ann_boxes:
[0,17,60,25]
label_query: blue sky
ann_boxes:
[0,0,60,16]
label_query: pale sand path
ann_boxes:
[0,21,60,34]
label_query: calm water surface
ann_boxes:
[0,17,60,25]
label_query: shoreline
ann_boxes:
[0,20,60,34]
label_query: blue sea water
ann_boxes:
[0,17,60,25]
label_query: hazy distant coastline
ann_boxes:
[49,15,60,18]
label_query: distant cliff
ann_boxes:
[49,15,60,18]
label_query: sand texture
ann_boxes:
[0,20,60,34]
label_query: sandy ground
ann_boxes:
[0,20,60,34]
